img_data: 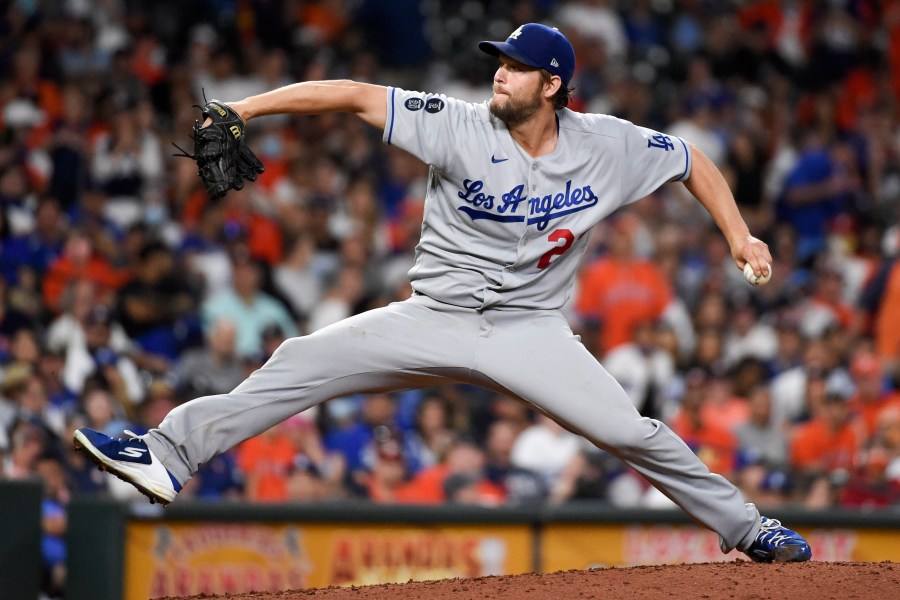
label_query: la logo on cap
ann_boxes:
[509,26,524,40]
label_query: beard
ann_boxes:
[489,84,543,126]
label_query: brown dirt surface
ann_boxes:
[158,560,899,600]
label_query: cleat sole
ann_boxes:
[772,544,811,563]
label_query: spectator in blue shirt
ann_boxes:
[202,252,298,358]
[777,133,863,261]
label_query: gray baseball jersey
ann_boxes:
[384,88,690,310]
[143,88,760,554]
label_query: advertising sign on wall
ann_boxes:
[541,523,900,572]
[124,522,533,599]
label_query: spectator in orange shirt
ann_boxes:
[577,215,672,355]
[236,422,297,502]
[847,352,900,437]
[42,230,125,314]
[790,382,860,477]
[394,438,504,505]
[298,0,348,45]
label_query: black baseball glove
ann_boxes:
[175,99,265,200]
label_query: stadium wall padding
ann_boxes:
[66,499,900,600]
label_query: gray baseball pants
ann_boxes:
[144,294,760,552]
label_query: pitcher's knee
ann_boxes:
[269,335,302,359]
[268,335,324,366]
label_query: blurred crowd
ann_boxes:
[1,0,900,595]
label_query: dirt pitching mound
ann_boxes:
[159,560,898,600]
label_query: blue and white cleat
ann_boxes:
[745,516,812,563]
[73,428,182,506]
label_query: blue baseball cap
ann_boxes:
[479,23,576,87]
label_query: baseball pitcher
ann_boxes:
[75,23,809,563]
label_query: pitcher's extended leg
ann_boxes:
[477,309,758,552]
[143,296,479,484]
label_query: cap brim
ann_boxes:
[478,41,542,71]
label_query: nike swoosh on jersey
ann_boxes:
[491,155,509,164]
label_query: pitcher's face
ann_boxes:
[489,56,545,126]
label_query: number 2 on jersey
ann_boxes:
[537,229,575,269]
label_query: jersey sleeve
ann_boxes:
[620,123,692,205]
[383,87,473,171]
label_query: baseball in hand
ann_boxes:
[744,262,772,286]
